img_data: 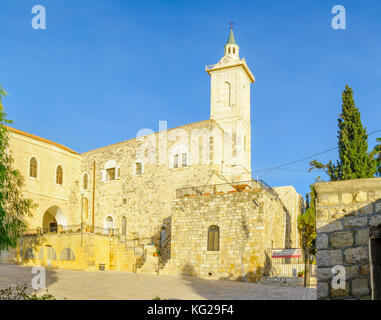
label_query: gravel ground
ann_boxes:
[0,264,316,300]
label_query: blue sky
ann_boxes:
[1,0,381,197]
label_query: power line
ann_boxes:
[252,128,381,174]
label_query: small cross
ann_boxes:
[229,22,235,30]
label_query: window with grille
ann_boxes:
[182,153,188,167]
[56,166,63,185]
[207,225,220,251]
[136,162,142,175]
[106,168,116,181]
[60,248,75,261]
[29,157,37,178]
[174,154,179,168]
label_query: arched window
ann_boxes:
[60,248,75,261]
[207,225,220,251]
[56,165,63,185]
[46,246,57,260]
[29,157,38,178]
[233,47,236,54]
[122,216,127,235]
[224,82,231,107]
[83,173,88,190]
[228,47,231,54]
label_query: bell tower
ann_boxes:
[206,26,255,178]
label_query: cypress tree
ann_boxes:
[310,85,378,180]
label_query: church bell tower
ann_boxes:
[206,26,255,178]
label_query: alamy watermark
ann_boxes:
[332,5,346,30]
[31,5,46,30]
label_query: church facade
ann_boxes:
[1,29,303,281]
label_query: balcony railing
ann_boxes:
[176,179,280,199]
[23,224,120,237]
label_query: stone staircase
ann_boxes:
[107,236,171,274]
[136,245,160,274]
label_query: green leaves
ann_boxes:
[0,85,34,251]
[298,186,316,251]
[309,85,378,181]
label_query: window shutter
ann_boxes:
[101,169,106,182]
[116,167,120,179]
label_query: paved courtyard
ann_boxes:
[0,264,316,300]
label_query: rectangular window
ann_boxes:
[106,168,116,181]
[207,226,220,251]
[182,153,187,167]
[174,154,179,169]
[136,162,142,175]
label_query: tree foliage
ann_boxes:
[310,85,379,180]
[298,186,316,252]
[0,86,34,251]
[374,137,381,176]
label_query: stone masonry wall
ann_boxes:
[80,119,248,243]
[314,177,381,300]
[165,189,286,282]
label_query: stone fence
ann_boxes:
[314,177,381,299]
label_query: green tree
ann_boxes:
[0,86,34,251]
[310,85,378,180]
[374,137,381,176]
[298,186,316,253]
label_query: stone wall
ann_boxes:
[80,119,248,243]
[164,189,287,282]
[314,177,381,300]
[8,130,82,229]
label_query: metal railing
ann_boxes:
[176,179,280,199]
[23,225,119,237]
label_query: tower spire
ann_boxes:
[227,23,236,45]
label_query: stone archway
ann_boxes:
[42,206,68,232]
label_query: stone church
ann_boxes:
[1,28,303,282]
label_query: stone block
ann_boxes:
[360,204,374,215]
[342,217,368,229]
[319,194,339,206]
[351,278,370,296]
[330,231,353,248]
[360,264,370,276]
[316,234,329,250]
[330,282,350,298]
[369,214,381,227]
[375,201,381,213]
[317,250,342,267]
[341,193,353,205]
[316,282,329,300]
[344,247,368,264]
[355,229,369,245]
[317,220,343,233]
[354,191,368,203]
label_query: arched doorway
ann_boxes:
[160,226,166,246]
[42,206,68,233]
[103,215,114,234]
